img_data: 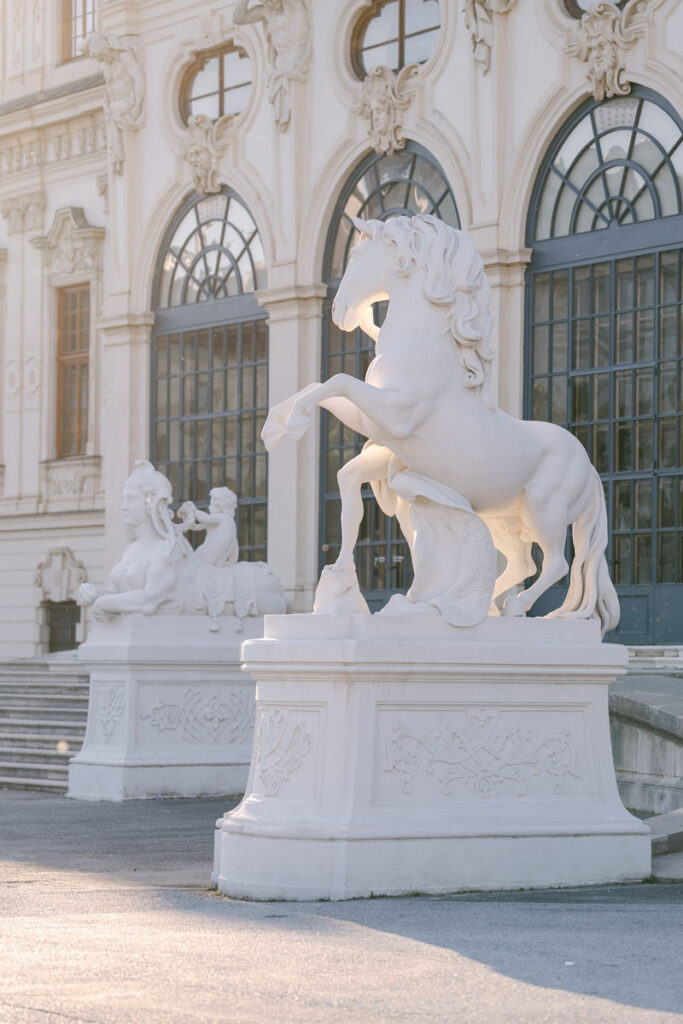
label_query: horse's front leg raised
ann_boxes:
[286,374,418,442]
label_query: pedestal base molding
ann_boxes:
[213,615,651,899]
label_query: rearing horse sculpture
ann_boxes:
[263,214,619,636]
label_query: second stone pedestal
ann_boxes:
[213,614,651,899]
[68,614,262,801]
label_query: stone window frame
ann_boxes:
[56,283,90,458]
[60,0,97,63]
[179,42,254,125]
[350,0,442,80]
[32,208,105,511]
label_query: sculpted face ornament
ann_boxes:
[263,214,620,636]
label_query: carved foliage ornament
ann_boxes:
[80,32,145,173]
[0,190,46,235]
[358,64,420,156]
[233,0,312,131]
[463,0,517,74]
[566,0,649,102]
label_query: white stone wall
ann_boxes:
[0,0,680,656]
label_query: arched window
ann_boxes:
[526,88,683,643]
[151,188,268,560]
[320,143,459,608]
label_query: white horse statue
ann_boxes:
[263,214,619,636]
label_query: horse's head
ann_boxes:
[333,214,495,403]
[331,217,390,332]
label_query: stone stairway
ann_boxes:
[0,660,90,792]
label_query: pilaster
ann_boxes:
[256,282,327,611]
[98,311,154,571]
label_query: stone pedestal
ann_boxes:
[213,615,651,899]
[68,614,262,801]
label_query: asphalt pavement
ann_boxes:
[1,790,682,1024]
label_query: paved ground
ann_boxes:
[1,791,682,1024]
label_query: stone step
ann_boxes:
[0,760,70,781]
[0,693,89,709]
[0,732,84,749]
[0,706,88,723]
[0,746,74,765]
[0,775,66,791]
[0,717,87,734]
[645,808,683,856]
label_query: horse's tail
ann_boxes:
[555,468,620,637]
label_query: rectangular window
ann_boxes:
[57,285,90,458]
[61,0,96,62]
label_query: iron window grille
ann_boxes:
[151,189,268,561]
[525,86,683,644]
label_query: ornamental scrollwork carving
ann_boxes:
[565,0,649,102]
[385,710,579,798]
[357,64,420,156]
[233,0,312,131]
[141,686,255,746]
[254,708,313,796]
[463,0,517,74]
[97,686,125,740]
[81,32,145,173]
[184,115,232,194]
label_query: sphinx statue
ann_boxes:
[79,461,286,628]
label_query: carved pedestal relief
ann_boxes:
[254,707,315,796]
[141,686,255,746]
[463,0,517,74]
[357,65,420,155]
[377,705,591,803]
[81,32,145,174]
[97,685,126,742]
[566,1,649,101]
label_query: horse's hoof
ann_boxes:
[502,595,527,618]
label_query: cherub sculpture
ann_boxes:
[262,215,620,636]
[79,462,285,627]
[177,487,239,567]
[233,0,312,130]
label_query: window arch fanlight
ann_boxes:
[525,87,683,645]
[180,43,253,124]
[320,142,459,609]
[351,0,442,79]
[151,188,268,561]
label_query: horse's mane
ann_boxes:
[359,215,495,406]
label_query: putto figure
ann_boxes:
[178,487,239,567]
[79,462,285,626]
[233,0,312,131]
[263,214,619,636]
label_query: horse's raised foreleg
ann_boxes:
[286,374,419,443]
[335,445,393,571]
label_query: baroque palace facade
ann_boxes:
[0,0,681,656]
